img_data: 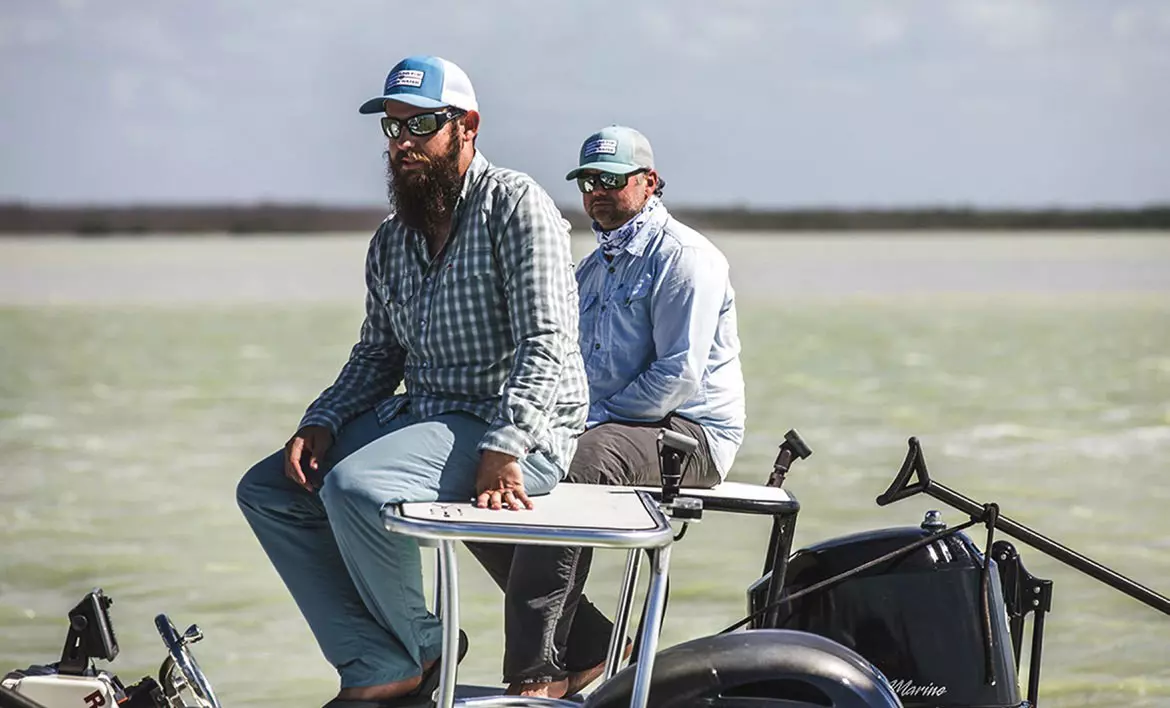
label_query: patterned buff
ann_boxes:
[593,197,662,258]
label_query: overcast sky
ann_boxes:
[2,0,1168,208]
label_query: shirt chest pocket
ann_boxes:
[621,272,655,309]
[376,281,417,345]
[444,246,497,283]
[437,246,499,309]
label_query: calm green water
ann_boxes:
[2,235,1169,706]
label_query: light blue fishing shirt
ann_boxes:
[575,199,745,477]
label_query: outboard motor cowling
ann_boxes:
[751,518,1023,708]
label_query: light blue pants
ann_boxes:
[236,408,564,688]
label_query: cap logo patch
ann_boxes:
[386,69,425,90]
[584,138,618,157]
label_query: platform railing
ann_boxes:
[383,485,677,708]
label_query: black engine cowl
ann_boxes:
[751,525,1024,708]
[585,629,904,708]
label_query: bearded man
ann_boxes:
[236,55,587,708]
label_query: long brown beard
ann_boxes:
[385,133,464,239]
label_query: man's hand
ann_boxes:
[475,450,532,511]
[284,425,334,492]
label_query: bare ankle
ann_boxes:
[506,678,568,698]
[336,672,424,701]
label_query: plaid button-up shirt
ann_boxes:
[300,151,588,468]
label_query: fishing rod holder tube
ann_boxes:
[767,429,812,489]
[655,428,697,508]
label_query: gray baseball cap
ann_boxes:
[565,125,655,180]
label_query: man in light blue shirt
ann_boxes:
[468,126,745,698]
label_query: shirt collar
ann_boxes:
[459,150,488,204]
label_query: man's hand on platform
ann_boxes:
[475,450,532,511]
[284,425,333,492]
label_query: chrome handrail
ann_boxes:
[383,488,676,708]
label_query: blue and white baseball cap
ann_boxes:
[358,55,478,114]
[565,125,655,180]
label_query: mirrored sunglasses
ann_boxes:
[381,108,465,139]
[576,170,645,194]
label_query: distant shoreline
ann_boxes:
[2,202,1169,234]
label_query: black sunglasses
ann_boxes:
[381,108,465,139]
[576,170,646,194]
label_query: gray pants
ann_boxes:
[466,415,721,685]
